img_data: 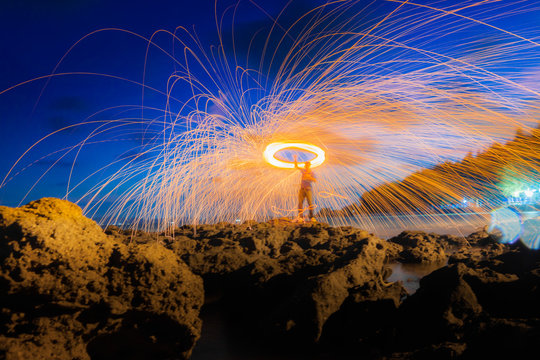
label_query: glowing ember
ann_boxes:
[263,142,326,169]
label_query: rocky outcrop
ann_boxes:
[163,222,404,350]
[2,197,538,360]
[0,198,203,360]
[389,231,448,264]
[447,229,508,265]
[393,246,540,359]
[267,237,390,344]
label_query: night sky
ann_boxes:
[1,0,322,206]
[1,0,539,209]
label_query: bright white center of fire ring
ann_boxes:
[263,142,325,169]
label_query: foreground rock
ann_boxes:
[2,198,537,360]
[156,223,407,352]
[393,247,540,359]
[0,198,203,360]
[267,237,392,344]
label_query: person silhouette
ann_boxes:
[293,154,317,222]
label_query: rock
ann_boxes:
[279,248,338,275]
[266,236,389,344]
[396,263,483,348]
[178,242,253,276]
[445,229,510,267]
[385,241,404,262]
[403,342,467,360]
[389,231,447,264]
[290,224,330,249]
[0,198,203,360]
[461,252,540,319]
[484,246,540,276]
[395,250,540,355]
[448,243,507,266]
[320,280,407,354]
[463,317,540,360]
[280,240,303,255]
[465,228,496,246]
[439,234,470,249]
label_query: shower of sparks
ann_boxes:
[1,0,540,235]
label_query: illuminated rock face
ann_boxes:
[0,198,203,360]
[1,198,538,360]
[388,231,448,264]
[168,222,403,346]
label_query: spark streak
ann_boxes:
[1,1,539,235]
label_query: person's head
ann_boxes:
[305,161,311,169]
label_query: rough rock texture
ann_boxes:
[393,246,540,360]
[2,197,538,360]
[267,237,390,344]
[448,229,508,265]
[389,231,448,264]
[320,280,406,356]
[0,198,203,360]
[159,222,405,350]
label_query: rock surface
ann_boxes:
[389,231,448,264]
[163,222,401,348]
[2,198,539,360]
[393,245,540,359]
[0,198,203,360]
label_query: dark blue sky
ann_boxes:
[1,0,319,206]
[1,0,539,208]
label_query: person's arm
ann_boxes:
[307,172,317,182]
[293,154,299,169]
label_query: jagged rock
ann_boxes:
[448,243,507,265]
[0,198,203,360]
[266,236,389,344]
[396,263,484,348]
[389,231,447,264]
[7,200,538,360]
[290,224,330,249]
[320,279,406,354]
[465,228,495,246]
[395,250,540,356]
[385,241,404,262]
[446,229,509,266]
[463,317,540,360]
[391,341,467,360]
[439,234,470,249]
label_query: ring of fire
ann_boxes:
[263,142,326,169]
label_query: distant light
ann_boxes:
[524,189,534,197]
[512,191,520,198]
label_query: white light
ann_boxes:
[263,142,326,169]
[524,189,534,197]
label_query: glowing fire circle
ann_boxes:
[263,142,326,169]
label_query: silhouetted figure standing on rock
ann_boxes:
[294,154,317,222]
